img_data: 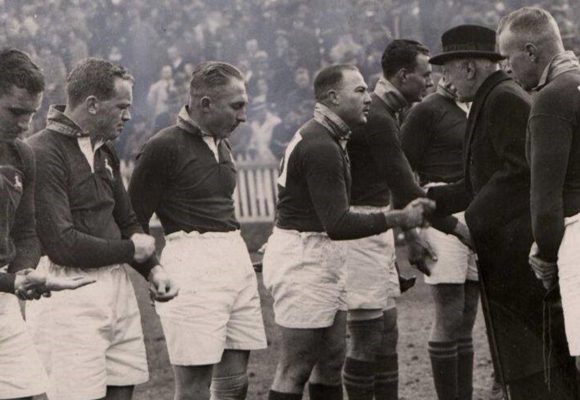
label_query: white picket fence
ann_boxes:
[120,154,280,224]
[233,154,280,223]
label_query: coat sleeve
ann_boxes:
[465,89,531,237]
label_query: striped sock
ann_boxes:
[428,341,458,400]
[268,389,303,400]
[457,337,474,400]
[342,357,376,400]
[375,353,398,399]
[307,383,343,400]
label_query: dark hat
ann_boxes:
[429,25,505,65]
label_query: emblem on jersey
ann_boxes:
[14,174,23,191]
[104,157,114,179]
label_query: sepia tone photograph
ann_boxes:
[1,0,580,399]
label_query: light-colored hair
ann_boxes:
[497,7,563,49]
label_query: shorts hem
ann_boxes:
[107,374,149,388]
[424,278,479,285]
[170,356,223,366]
[0,388,46,399]
[225,341,268,351]
[275,318,335,329]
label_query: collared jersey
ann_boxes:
[129,123,240,235]
[276,118,388,240]
[0,139,40,292]
[27,106,156,277]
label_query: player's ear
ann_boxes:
[86,96,99,115]
[328,89,339,105]
[200,96,212,111]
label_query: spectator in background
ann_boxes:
[247,98,280,161]
[147,65,176,120]
[285,67,313,115]
[269,107,302,160]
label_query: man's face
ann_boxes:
[334,69,372,127]
[204,78,248,139]
[0,85,42,141]
[295,68,310,89]
[400,53,433,103]
[498,29,539,90]
[95,78,133,141]
[442,59,473,102]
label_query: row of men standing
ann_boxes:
[1,5,579,400]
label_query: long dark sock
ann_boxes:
[342,357,376,400]
[308,382,343,400]
[375,353,398,399]
[428,341,458,400]
[268,389,303,400]
[457,337,474,400]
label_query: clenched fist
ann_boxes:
[131,233,156,263]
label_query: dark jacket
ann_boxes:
[429,70,570,381]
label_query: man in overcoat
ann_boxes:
[428,25,575,399]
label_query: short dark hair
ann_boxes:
[0,48,44,95]
[66,58,134,109]
[189,61,245,98]
[381,39,430,79]
[313,64,359,102]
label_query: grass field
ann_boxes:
[130,240,494,400]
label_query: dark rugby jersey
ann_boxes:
[401,92,467,185]
[129,108,240,234]
[529,65,580,261]
[0,139,41,293]
[276,118,388,240]
[28,106,157,278]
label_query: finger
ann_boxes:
[423,242,438,261]
[414,259,431,276]
[42,291,52,298]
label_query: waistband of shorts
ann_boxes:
[350,205,390,213]
[48,261,123,272]
[564,212,580,226]
[272,226,330,239]
[422,181,448,189]
[165,229,241,241]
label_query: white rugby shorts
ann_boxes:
[26,258,148,400]
[262,227,348,329]
[156,230,267,366]
[0,293,48,399]
[556,213,580,355]
[345,205,399,311]
[423,211,478,284]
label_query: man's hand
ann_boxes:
[14,269,96,300]
[148,265,179,302]
[397,198,436,230]
[453,221,474,250]
[131,233,156,263]
[529,242,558,290]
[404,229,437,276]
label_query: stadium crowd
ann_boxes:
[2,0,578,162]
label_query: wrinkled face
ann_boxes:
[204,78,248,139]
[95,78,132,141]
[0,85,42,141]
[400,53,433,103]
[334,69,372,127]
[442,59,473,102]
[498,29,539,90]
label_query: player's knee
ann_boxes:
[348,316,384,358]
[210,373,248,400]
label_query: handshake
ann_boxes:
[384,198,436,230]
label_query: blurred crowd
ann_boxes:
[3,0,579,162]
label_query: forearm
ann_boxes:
[0,272,15,294]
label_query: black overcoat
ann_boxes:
[429,70,570,382]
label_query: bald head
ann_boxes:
[498,7,564,90]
